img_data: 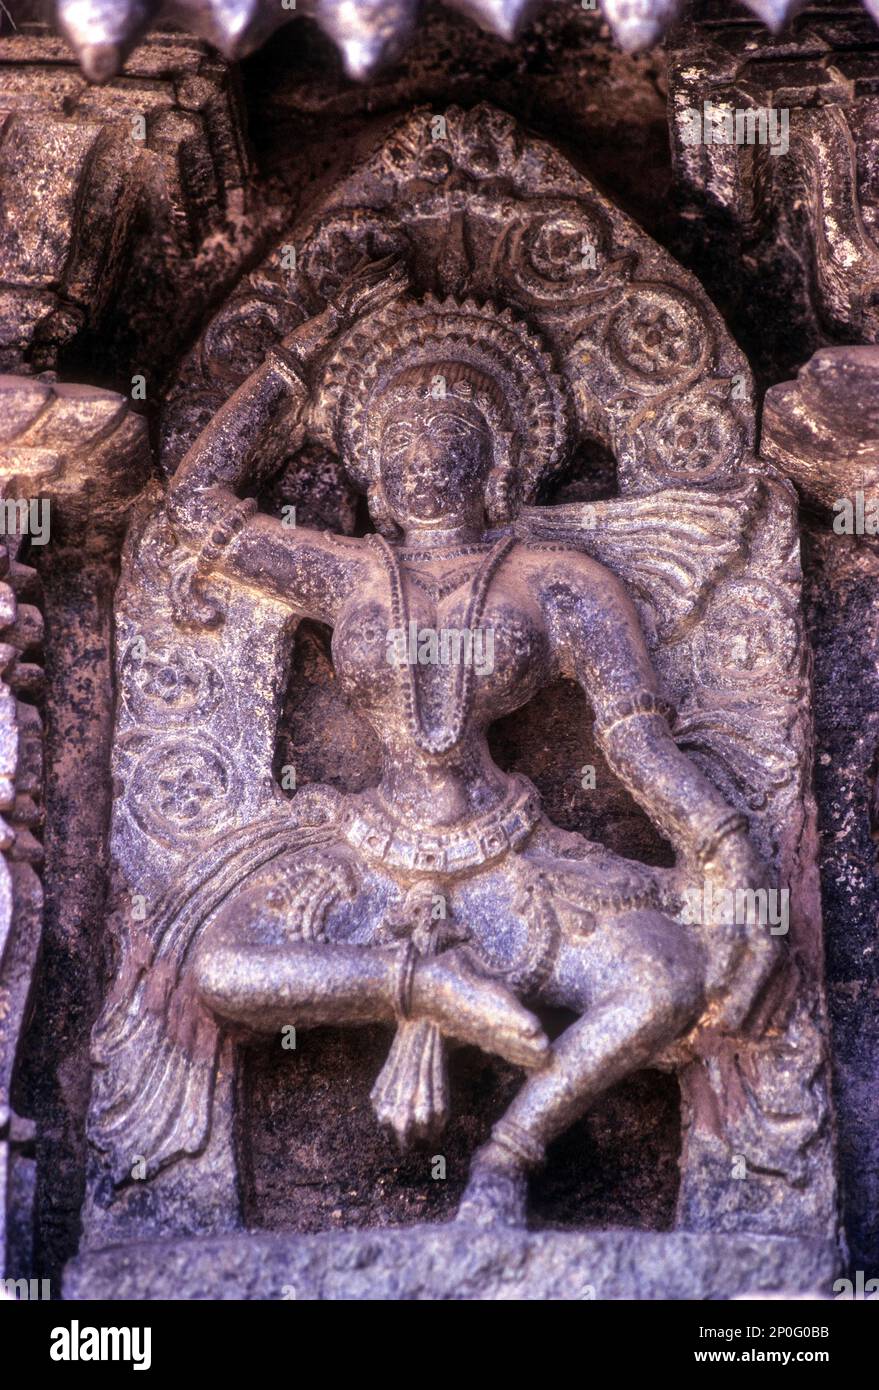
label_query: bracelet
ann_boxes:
[194,497,258,577]
[597,690,675,739]
[266,343,308,391]
[694,811,750,869]
[392,941,418,1021]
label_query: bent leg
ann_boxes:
[192,856,548,1066]
[195,933,403,1032]
[191,849,402,1032]
[459,909,705,1223]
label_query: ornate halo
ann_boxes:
[313,294,571,507]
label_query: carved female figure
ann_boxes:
[93,275,778,1226]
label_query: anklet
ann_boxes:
[491,1118,545,1168]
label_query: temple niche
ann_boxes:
[0,1,876,1305]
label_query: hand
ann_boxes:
[700,832,781,1033]
[166,482,249,548]
[270,256,408,382]
[411,950,550,1069]
[330,254,410,325]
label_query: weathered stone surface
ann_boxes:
[1,10,874,1304]
[667,4,879,385]
[65,101,837,1288]
[761,347,879,512]
[801,528,879,1281]
[64,1226,839,1300]
[0,26,257,378]
[0,529,42,1280]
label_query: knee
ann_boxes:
[618,911,704,1032]
[191,938,239,1014]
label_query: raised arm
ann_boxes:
[169,343,306,525]
[167,310,372,623]
[167,260,409,623]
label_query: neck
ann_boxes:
[400,521,483,551]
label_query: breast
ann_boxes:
[331,600,398,710]
[331,593,551,730]
[466,602,551,720]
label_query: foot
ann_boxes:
[413,951,549,1069]
[456,1149,529,1229]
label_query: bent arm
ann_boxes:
[543,556,753,871]
[168,343,364,622]
[169,346,307,526]
[169,261,407,528]
[542,552,780,1028]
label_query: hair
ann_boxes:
[313,294,571,527]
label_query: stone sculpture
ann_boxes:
[2,2,866,1300]
[24,0,879,83]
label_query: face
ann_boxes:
[378,397,491,527]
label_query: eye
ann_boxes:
[384,427,413,450]
[431,418,469,439]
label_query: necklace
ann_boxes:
[406,564,482,601]
[396,542,491,562]
[368,532,514,755]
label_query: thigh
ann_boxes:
[206,841,394,949]
[449,860,561,997]
[539,907,706,1020]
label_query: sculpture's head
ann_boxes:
[318,294,571,537]
[376,373,501,531]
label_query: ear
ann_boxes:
[368,479,403,539]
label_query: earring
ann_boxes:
[484,465,514,526]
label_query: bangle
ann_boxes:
[597,690,675,739]
[194,497,258,576]
[694,812,750,869]
[266,343,307,390]
[392,942,417,1021]
[490,1119,545,1168]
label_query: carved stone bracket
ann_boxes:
[668,5,879,377]
[0,528,42,1280]
[761,346,879,512]
[0,29,253,374]
[0,374,150,1278]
